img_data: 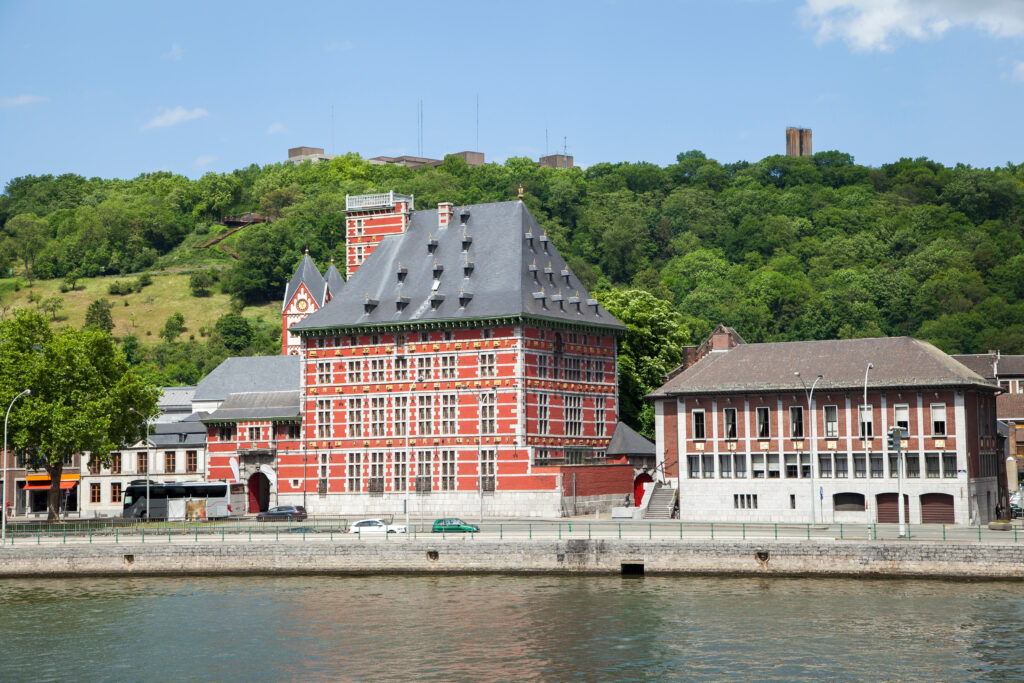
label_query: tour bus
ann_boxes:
[122,481,247,520]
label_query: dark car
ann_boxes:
[432,518,480,533]
[256,505,308,521]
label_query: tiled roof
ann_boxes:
[606,421,655,457]
[282,253,326,313]
[649,336,997,398]
[158,386,196,409]
[292,201,624,333]
[192,356,300,402]
[149,418,207,448]
[325,261,345,298]
[952,353,1024,380]
[202,390,301,422]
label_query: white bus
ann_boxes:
[123,481,247,520]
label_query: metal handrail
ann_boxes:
[345,191,414,211]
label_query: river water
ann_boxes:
[1,574,1023,681]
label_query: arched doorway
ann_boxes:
[247,472,270,513]
[633,472,653,506]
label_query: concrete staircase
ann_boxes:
[644,485,676,520]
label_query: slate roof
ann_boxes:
[149,417,208,448]
[952,354,1024,380]
[649,337,997,398]
[292,201,624,333]
[158,386,196,410]
[325,260,345,298]
[606,421,656,457]
[202,390,302,423]
[282,252,327,312]
[192,356,300,402]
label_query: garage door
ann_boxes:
[876,493,909,523]
[920,493,954,524]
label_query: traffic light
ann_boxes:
[888,427,907,452]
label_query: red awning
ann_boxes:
[22,480,77,491]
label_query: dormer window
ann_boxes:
[551,293,564,311]
[524,230,534,250]
[364,296,379,314]
[433,261,444,278]
[396,296,410,311]
[459,209,471,224]
[427,234,438,253]
[528,261,539,282]
[539,233,550,253]
[430,294,445,310]
[464,259,475,277]
[561,267,571,284]
[459,289,473,307]
[396,263,407,283]
[568,293,581,313]
[587,298,600,315]
[532,291,548,310]
[544,263,554,284]
[462,231,473,250]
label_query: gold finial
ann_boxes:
[518,184,523,199]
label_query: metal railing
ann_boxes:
[345,192,413,211]
[2,519,1024,546]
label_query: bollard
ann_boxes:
[839,524,843,540]
[978,524,982,543]
[115,528,118,544]
[742,523,746,540]
[710,523,714,540]
[618,523,622,539]
[558,523,561,540]
[648,523,652,540]
[142,528,145,544]
[588,523,592,539]
[500,523,503,540]
[63,527,66,544]
[942,524,946,542]
[529,523,532,540]
[806,524,810,540]
[774,523,778,540]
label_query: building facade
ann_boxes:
[650,330,1002,525]
[237,194,634,517]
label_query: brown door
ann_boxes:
[920,493,954,524]
[876,493,909,523]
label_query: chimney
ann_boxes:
[438,202,454,228]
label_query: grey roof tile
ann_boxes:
[650,337,997,398]
[202,390,301,422]
[192,356,300,402]
[292,201,624,332]
[606,421,655,456]
[282,253,327,313]
[953,354,1024,380]
[325,261,346,298]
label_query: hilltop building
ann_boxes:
[368,151,485,169]
[650,327,1003,525]
[287,147,336,164]
[538,154,574,169]
[785,127,812,157]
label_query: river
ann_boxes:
[1,575,1022,681]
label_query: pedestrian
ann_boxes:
[996,503,1003,520]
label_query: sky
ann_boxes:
[2,0,1024,189]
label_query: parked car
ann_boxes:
[347,518,407,534]
[256,505,307,521]
[432,518,480,533]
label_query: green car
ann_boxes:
[432,518,480,533]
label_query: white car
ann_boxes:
[347,518,407,534]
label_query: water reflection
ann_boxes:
[0,575,1023,681]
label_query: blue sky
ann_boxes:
[2,0,1024,189]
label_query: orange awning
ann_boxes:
[22,480,77,491]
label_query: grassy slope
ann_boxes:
[0,271,281,339]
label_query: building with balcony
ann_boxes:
[650,328,1003,525]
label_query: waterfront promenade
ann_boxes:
[3,518,1024,579]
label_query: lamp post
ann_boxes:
[863,362,873,538]
[128,407,151,520]
[456,383,485,524]
[3,389,30,544]
[795,372,823,524]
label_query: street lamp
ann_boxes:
[405,371,425,534]
[456,383,485,524]
[128,407,151,520]
[795,372,823,524]
[3,389,30,544]
[863,362,874,537]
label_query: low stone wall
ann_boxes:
[3,539,1024,578]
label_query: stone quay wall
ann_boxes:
[3,539,1024,578]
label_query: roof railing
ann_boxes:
[345,191,415,211]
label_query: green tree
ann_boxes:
[3,213,49,279]
[189,270,216,297]
[0,309,158,519]
[596,289,691,438]
[214,312,254,352]
[83,298,114,334]
[160,312,186,342]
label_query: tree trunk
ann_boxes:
[43,460,63,522]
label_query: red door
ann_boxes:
[633,473,653,506]
[247,473,261,513]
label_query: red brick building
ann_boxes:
[208,194,633,517]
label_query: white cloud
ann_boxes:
[194,155,217,167]
[1,94,48,106]
[165,43,184,60]
[800,0,1024,52]
[142,106,208,130]
[325,40,353,52]
[266,122,286,135]
[1013,61,1024,81]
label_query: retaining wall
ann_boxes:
[2,539,1024,578]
